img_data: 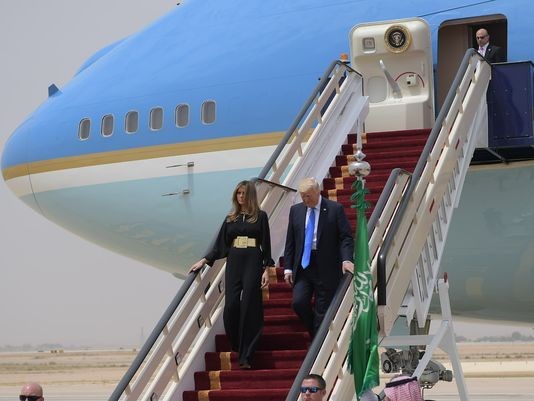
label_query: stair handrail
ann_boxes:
[109,273,196,401]
[286,49,492,401]
[111,60,355,399]
[375,49,490,329]
[259,60,358,180]
[110,61,367,401]
[325,49,492,400]
[261,62,368,194]
[284,169,413,401]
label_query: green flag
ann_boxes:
[347,179,380,400]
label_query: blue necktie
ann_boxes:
[301,207,315,268]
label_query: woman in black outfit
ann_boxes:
[190,180,274,369]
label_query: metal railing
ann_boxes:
[110,60,367,401]
[284,49,492,401]
[376,49,491,335]
[285,169,412,401]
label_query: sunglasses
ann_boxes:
[19,396,42,401]
[300,386,323,393]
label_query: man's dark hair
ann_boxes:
[303,373,326,389]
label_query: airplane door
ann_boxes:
[350,18,434,132]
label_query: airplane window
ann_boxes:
[125,110,139,134]
[175,104,189,127]
[78,118,90,140]
[201,100,216,125]
[101,114,114,137]
[150,107,163,130]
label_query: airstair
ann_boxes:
[282,49,491,401]
[108,60,367,401]
[109,47,491,401]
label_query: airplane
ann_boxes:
[2,0,534,335]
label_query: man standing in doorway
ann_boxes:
[475,28,506,63]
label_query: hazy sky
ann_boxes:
[0,1,532,349]
[0,1,179,348]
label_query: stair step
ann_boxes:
[342,137,427,154]
[328,192,380,204]
[264,282,293,300]
[215,332,310,352]
[263,315,306,334]
[335,148,423,166]
[183,388,289,401]
[323,182,384,198]
[323,173,392,190]
[346,129,430,144]
[204,350,307,370]
[329,159,419,177]
[326,185,385,196]
[194,368,299,390]
[263,298,294,316]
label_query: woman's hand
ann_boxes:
[261,268,271,288]
[190,258,206,272]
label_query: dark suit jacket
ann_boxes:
[477,44,506,63]
[284,197,354,289]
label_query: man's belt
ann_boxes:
[232,236,257,248]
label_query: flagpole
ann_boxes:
[347,141,380,401]
[348,148,370,183]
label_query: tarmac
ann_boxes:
[1,378,532,401]
[1,343,533,400]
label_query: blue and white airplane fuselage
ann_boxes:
[2,0,534,325]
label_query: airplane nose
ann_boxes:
[1,121,39,211]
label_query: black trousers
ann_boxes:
[224,247,263,364]
[292,251,336,336]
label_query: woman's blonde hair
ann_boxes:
[227,180,260,223]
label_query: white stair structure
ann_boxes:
[109,41,491,401]
[109,60,369,401]
[285,49,491,401]
[379,277,468,400]
[377,55,491,338]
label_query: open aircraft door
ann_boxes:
[350,18,435,132]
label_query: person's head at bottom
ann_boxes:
[19,382,44,401]
[300,374,327,400]
[383,375,423,401]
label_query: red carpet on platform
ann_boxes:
[183,128,429,401]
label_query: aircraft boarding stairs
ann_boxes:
[109,50,490,401]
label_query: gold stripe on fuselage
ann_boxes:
[2,131,285,181]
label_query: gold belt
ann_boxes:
[232,236,257,248]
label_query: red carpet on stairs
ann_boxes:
[183,128,429,401]
[324,129,430,229]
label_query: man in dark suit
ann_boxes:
[284,177,354,336]
[475,28,506,63]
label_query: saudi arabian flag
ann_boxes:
[347,179,380,400]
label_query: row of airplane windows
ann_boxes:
[77,101,216,140]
